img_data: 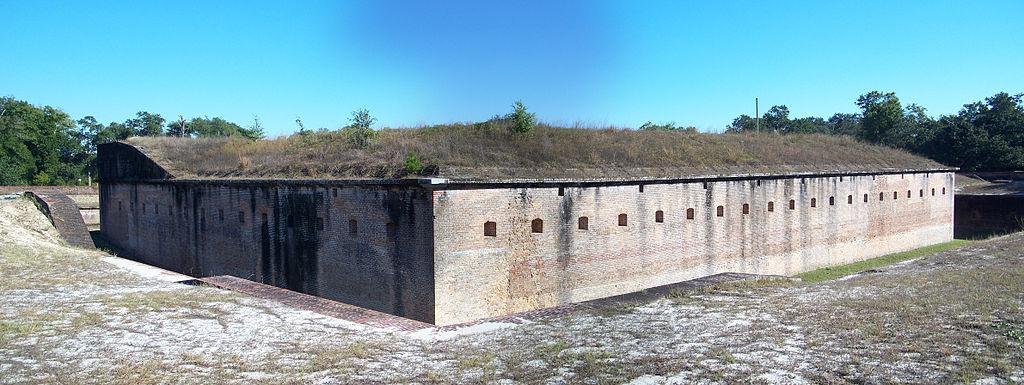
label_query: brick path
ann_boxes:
[200,272,787,333]
[198,276,434,331]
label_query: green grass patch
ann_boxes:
[797,240,971,283]
[0,320,42,343]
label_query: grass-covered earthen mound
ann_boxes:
[127,124,947,181]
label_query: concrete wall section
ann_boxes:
[432,172,954,325]
[100,182,435,323]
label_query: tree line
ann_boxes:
[1,91,1022,185]
[0,96,264,185]
[725,91,1024,171]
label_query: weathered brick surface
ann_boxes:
[100,182,436,323]
[954,194,1024,238]
[24,192,96,249]
[432,172,954,325]
[99,140,954,327]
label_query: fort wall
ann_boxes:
[100,182,436,323]
[431,172,954,325]
[954,194,1024,238]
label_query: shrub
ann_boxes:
[31,172,50,185]
[342,127,374,148]
[349,109,376,130]
[507,101,536,133]
[404,152,423,175]
[639,121,698,133]
[342,109,378,148]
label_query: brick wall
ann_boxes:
[100,182,436,323]
[99,170,954,326]
[431,172,954,325]
[954,194,1024,238]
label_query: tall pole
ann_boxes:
[755,97,760,132]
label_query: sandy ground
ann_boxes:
[0,196,1022,384]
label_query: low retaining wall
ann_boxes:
[24,192,96,249]
[954,194,1024,239]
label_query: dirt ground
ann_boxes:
[1,196,1022,384]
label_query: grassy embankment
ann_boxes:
[128,126,942,180]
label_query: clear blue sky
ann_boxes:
[3,1,1022,136]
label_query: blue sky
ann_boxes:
[2,1,1022,136]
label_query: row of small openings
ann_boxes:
[483,213,635,236]
[278,214,400,237]
[287,217,398,238]
[115,201,395,238]
[484,185,949,236]
[485,205,745,236]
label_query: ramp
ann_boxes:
[24,192,96,249]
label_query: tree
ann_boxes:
[0,97,87,185]
[78,117,132,151]
[166,115,189,137]
[826,113,861,136]
[787,117,829,134]
[726,105,796,133]
[898,104,936,151]
[245,115,266,140]
[725,115,756,133]
[856,91,903,144]
[178,116,262,139]
[762,105,790,133]
[928,92,1024,170]
[125,111,165,136]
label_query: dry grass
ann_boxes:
[127,125,944,181]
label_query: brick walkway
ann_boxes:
[198,276,434,331]
[200,272,788,334]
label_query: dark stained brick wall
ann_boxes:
[100,182,436,323]
[954,194,1024,238]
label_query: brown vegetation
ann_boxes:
[127,124,946,181]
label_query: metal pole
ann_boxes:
[755,97,760,132]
